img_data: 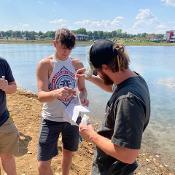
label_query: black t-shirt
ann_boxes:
[0,57,15,117]
[94,74,150,173]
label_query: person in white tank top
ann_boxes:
[36,28,89,175]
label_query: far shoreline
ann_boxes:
[1,39,175,46]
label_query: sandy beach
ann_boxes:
[3,89,175,175]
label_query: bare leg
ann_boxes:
[0,153,16,175]
[61,148,74,175]
[0,158,2,175]
[38,160,53,175]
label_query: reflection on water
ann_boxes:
[0,44,175,168]
[157,77,175,89]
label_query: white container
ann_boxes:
[81,114,90,125]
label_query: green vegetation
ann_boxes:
[0,39,53,44]
[122,39,175,46]
[0,28,175,46]
[1,39,175,46]
[0,28,165,41]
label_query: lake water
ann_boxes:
[0,44,175,168]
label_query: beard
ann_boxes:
[101,72,113,85]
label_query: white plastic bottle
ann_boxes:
[81,114,90,125]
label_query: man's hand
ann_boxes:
[0,77,8,91]
[79,123,97,142]
[52,87,76,101]
[76,68,86,79]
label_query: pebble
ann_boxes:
[88,150,93,154]
[146,158,151,162]
[159,164,164,168]
[164,164,168,167]
[27,151,32,154]
[146,168,151,171]
[153,158,157,164]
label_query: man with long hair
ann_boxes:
[78,39,150,175]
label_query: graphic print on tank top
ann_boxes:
[50,66,76,106]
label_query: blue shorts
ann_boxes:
[37,119,79,161]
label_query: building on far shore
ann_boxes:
[147,34,163,42]
[166,30,175,42]
[76,34,89,41]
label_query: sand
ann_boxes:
[2,89,174,175]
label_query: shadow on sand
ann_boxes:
[17,132,32,156]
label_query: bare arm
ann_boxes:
[37,58,54,102]
[37,58,76,102]
[80,124,139,164]
[73,59,89,106]
[88,75,112,93]
[91,132,139,164]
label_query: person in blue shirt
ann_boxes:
[0,57,19,175]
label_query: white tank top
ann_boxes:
[41,55,79,123]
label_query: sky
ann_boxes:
[0,0,175,34]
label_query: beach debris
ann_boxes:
[146,158,151,162]
[19,135,26,140]
[27,151,32,154]
[88,150,93,154]
[164,164,168,167]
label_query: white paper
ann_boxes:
[72,105,90,123]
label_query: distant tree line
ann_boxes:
[72,28,165,40]
[0,30,55,40]
[0,28,165,40]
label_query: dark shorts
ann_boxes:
[37,119,79,161]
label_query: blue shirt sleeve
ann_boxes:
[4,59,15,83]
